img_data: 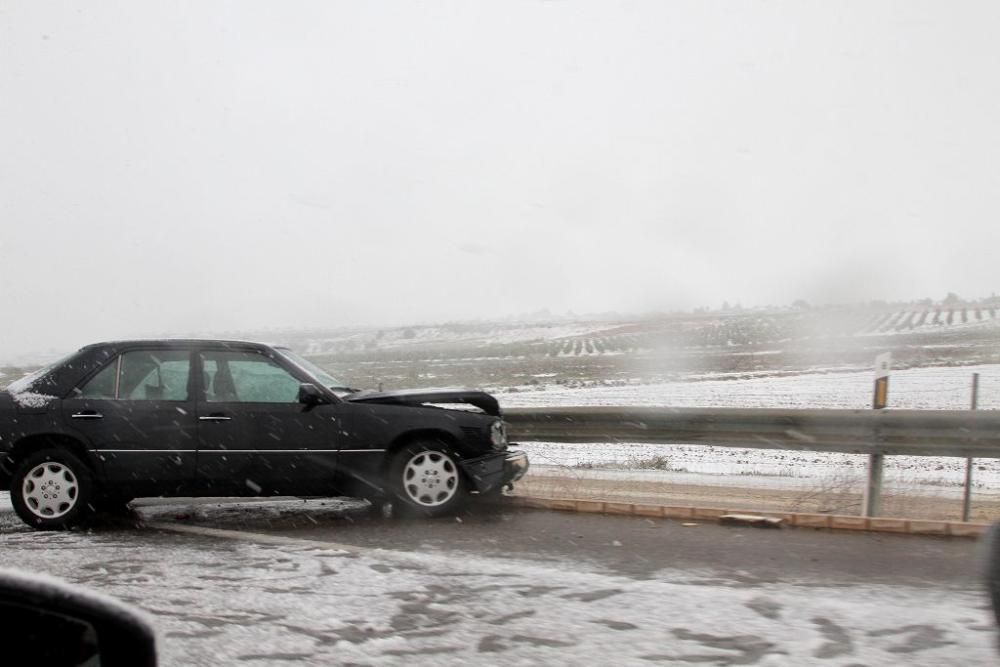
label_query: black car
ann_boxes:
[0,340,528,530]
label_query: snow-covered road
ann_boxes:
[0,495,996,666]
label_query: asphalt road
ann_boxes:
[277,503,985,588]
[3,494,998,665]
[137,496,987,588]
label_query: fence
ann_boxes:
[504,407,1000,518]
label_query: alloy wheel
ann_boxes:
[402,451,459,507]
[22,462,79,519]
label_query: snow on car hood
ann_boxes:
[0,388,54,411]
[344,388,501,416]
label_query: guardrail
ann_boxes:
[503,406,1000,518]
[504,407,1000,457]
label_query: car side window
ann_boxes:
[201,351,300,403]
[119,351,191,401]
[77,361,118,399]
[77,351,191,401]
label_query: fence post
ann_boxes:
[962,373,980,522]
[863,353,891,517]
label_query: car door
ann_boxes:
[62,348,198,497]
[193,348,341,496]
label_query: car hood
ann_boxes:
[344,388,501,417]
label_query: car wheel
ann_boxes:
[389,441,467,517]
[10,449,95,530]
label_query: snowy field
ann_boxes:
[0,499,996,666]
[497,364,1000,411]
[498,365,1000,501]
[295,321,617,356]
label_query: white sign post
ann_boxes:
[872,352,891,410]
[863,352,891,517]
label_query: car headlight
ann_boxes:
[490,420,508,449]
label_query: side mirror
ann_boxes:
[298,383,328,406]
[0,568,157,667]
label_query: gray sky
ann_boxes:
[2,1,999,359]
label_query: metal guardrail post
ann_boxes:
[862,453,884,518]
[862,353,891,517]
[962,373,980,522]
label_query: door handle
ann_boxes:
[199,415,233,422]
[71,411,103,420]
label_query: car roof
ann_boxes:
[79,339,278,352]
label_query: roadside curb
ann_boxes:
[503,495,991,538]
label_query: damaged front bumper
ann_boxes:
[504,449,529,483]
[459,448,530,494]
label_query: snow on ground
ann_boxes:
[516,443,1000,498]
[498,364,1000,410]
[134,496,368,524]
[864,310,1000,336]
[0,501,995,666]
[500,365,1000,497]
[298,322,616,355]
[520,457,1000,499]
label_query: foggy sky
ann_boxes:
[2,1,999,360]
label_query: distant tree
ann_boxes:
[791,299,810,310]
[943,292,962,305]
[375,330,385,340]
[402,328,416,339]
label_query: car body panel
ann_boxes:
[195,401,349,497]
[61,395,199,497]
[346,388,501,417]
[0,339,527,505]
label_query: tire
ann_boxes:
[10,449,95,530]
[388,440,467,517]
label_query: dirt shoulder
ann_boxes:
[515,472,1000,522]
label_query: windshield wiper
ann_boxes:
[330,385,361,393]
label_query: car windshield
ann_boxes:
[276,348,352,394]
[3,353,74,394]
